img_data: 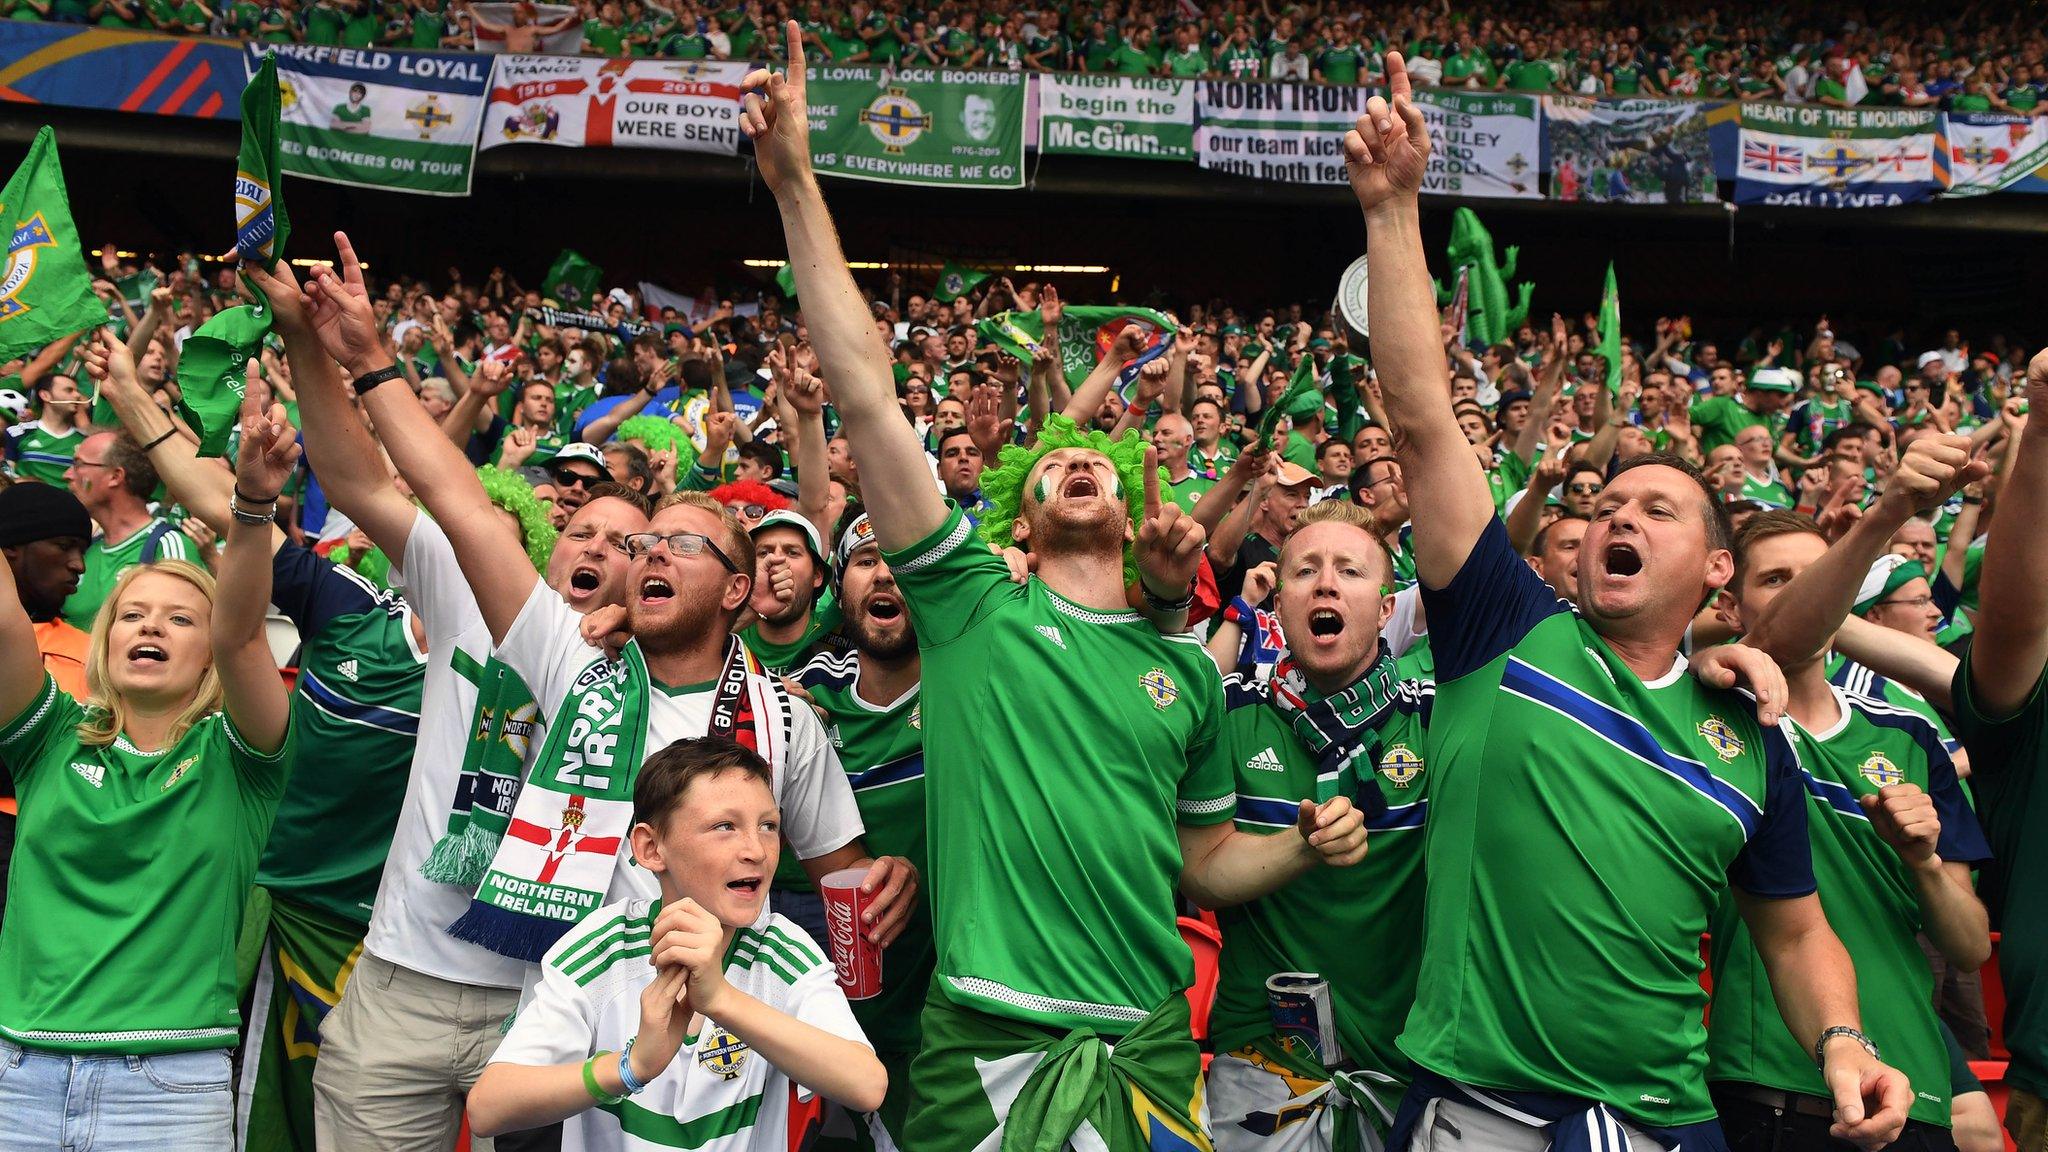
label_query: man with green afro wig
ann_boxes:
[746,27,1373,1148]
[977,412,1159,587]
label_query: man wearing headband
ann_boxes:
[743,22,1369,1147]
[791,509,933,1151]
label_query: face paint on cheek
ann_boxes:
[1107,474,1123,499]
[1036,473,1056,502]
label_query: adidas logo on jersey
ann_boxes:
[1035,625,1066,650]
[337,658,360,682]
[1246,747,1285,773]
[72,762,105,788]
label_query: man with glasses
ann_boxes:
[1560,464,1605,517]
[1353,453,1416,587]
[59,428,203,630]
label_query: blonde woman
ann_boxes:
[0,346,298,1149]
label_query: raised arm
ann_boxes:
[741,21,943,551]
[213,365,298,755]
[0,498,45,722]
[300,234,541,642]
[1745,436,1985,669]
[246,260,420,559]
[783,350,833,536]
[1059,325,1147,425]
[1346,53,1491,589]
[1970,350,2048,715]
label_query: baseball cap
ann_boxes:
[1496,388,1532,409]
[606,287,633,310]
[1273,460,1317,488]
[754,508,825,567]
[0,483,91,548]
[1916,351,1946,369]
[551,442,607,473]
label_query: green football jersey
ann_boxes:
[1709,687,1988,1127]
[884,502,1231,1032]
[1167,472,1216,512]
[741,594,842,675]
[1828,656,1961,759]
[1398,520,1814,1125]
[1790,396,1854,457]
[1739,472,1794,509]
[0,674,292,1052]
[795,649,933,1054]
[4,421,82,486]
[1207,666,1433,1081]
[1688,394,1770,455]
[62,516,204,631]
[1317,43,1368,84]
[1951,653,2048,1097]
[261,546,426,925]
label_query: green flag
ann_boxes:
[0,127,111,363]
[236,56,289,266]
[773,262,797,300]
[114,268,159,312]
[1596,262,1621,393]
[1258,353,1321,441]
[178,305,268,457]
[544,249,602,306]
[975,305,1175,389]
[933,263,989,303]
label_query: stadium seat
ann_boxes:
[1180,915,1222,1071]
[788,1082,825,1150]
[1968,1060,2016,1152]
[1985,932,2008,1061]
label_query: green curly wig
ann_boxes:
[977,413,1162,587]
[477,464,559,573]
[615,415,683,455]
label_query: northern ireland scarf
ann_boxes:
[446,635,768,961]
[420,653,534,888]
[1267,642,1405,810]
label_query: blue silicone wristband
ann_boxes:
[617,1038,648,1095]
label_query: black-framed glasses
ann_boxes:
[1873,594,1936,609]
[552,467,603,490]
[623,531,740,573]
[69,458,111,470]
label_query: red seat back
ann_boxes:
[1984,931,2009,1061]
[1179,915,1223,1064]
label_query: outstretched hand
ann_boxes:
[235,360,301,503]
[739,20,813,196]
[1135,445,1205,603]
[1343,51,1431,213]
[302,232,384,378]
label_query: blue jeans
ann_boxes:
[0,1039,232,1151]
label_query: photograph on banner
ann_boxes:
[1734,104,1939,207]
[1411,89,1541,198]
[1544,96,1718,204]
[1940,111,2048,198]
[481,55,749,153]
[248,45,490,197]
[805,66,1026,189]
[1038,74,1195,161]
[1195,79,1364,184]
[468,2,585,54]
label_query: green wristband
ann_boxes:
[583,1050,626,1105]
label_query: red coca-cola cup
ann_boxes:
[818,867,882,1000]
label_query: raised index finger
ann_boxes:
[1142,444,1162,518]
[1385,50,1411,102]
[334,231,365,291]
[242,359,269,423]
[783,18,805,80]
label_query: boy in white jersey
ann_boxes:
[471,736,886,1149]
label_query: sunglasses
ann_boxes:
[1568,482,1604,495]
[726,503,767,520]
[552,468,603,489]
[622,531,740,573]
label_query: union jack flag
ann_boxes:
[1742,139,1805,174]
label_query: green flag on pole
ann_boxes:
[773,262,797,300]
[933,263,989,303]
[1258,353,1321,441]
[1596,262,1621,393]
[178,306,269,457]
[0,127,111,363]
[544,249,602,306]
[236,56,289,267]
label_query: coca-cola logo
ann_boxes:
[825,896,859,979]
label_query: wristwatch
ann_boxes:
[1813,1026,1879,1069]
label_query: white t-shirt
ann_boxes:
[362,512,541,989]
[494,899,869,1152]
[495,579,865,907]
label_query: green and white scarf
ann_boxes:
[445,635,767,961]
[1268,643,1406,809]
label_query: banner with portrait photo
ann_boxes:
[480,54,749,154]
[805,66,1027,189]
[249,44,491,197]
[1543,95,1720,204]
